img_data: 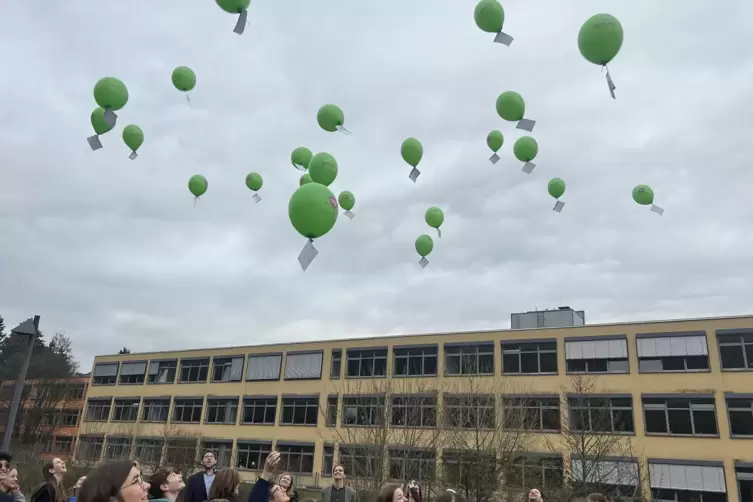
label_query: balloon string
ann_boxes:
[194,196,198,208]
[186,94,192,107]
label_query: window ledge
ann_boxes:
[502,372,559,377]
[284,377,323,381]
[146,382,176,385]
[141,420,168,424]
[91,383,116,386]
[443,373,495,378]
[721,368,753,372]
[566,371,629,375]
[117,382,146,386]
[644,433,720,438]
[239,422,275,426]
[568,429,636,436]
[390,425,438,430]
[177,380,209,384]
[730,434,753,439]
[210,380,242,384]
[278,423,318,427]
[638,369,711,374]
[245,379,281,383]
[344,375,387,379]
[392,374,438,379]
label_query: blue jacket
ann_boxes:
[248,478,271,502]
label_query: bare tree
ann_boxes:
[110,421,205,476]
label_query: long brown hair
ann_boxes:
[208,469,240,500]
[39,461,66,502]
[377,484,403,502]
[78,460,138,502]
[274,473,294,496]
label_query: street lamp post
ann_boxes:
[0,315,40,452]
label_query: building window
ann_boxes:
[444,343,494,376]
[346,348,388,378]
[134,438,164,466]
[246,354,282,381]
[92,363,119,385]
[571,458,641,498]
[444,394,495,429]
[340,445,382,478]
[205,397,239,424]
[46,436,74,453]
[179,358,210,383]
[727,397,753,436]
[119,362,147,384]
[211,357,244,382]
[568,396,635,433]
[148,360,177,384]
[565,338,629,374]
[503,396,561,432]
[164,438,197,467]
[280,396,319,426]
[141,398,170,423]
[63,384,86,400]
[285,352,324,380]
[342,396,385,427]
[78,436,104,462]
[331,350,342,379]
[389,448,436,481]
[718,332,753,370]
[55,409,80,427]
[649,462,726,502]
[393,346,438,377]
[85,398,112,422]
[643,396,718,436]
[202,440,233,468]
[236,441,272,471]
[506,456,564,489]
[111,398,140,422]
[241,397,277,425]
[391,395,437,428]
[502,341,558,375]
[637,334,710,372]
[326,396,338,427]
[278,443,315,474]
[443,451,497,492]
[322,445,334,476]
[104,437,132,460]
[172,398,204,423]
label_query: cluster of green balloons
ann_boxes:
[187,171,264,205]
[415,207,446,268]
[88,77,143,159]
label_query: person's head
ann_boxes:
[208,469,240,501]
[434,490,466,502]
[78,460,149,502]
[201,451,216,471]
[44,458,67,481]
[586,494,606,502]
[0,468,18,492]
[0,452,11,477]
[377,484,405,502]
[276,473,293,493]
[148,468,184,499]
[528,489,543,502]
[332,465,345,481]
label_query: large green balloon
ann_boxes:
[288,183,339,239]
[172,66,196,92]
[308,152,338,186]
[548,178,566,199]
[578,14,624,65]
[487,130,504,152]
[338,191,355,211]
[401,138,423,167]
[496,91,525,122]
[317,104,345,132]
[425,207,444,229]
[513,136,538,162]
[216,0,250,13]
[245,172,263,191]
[299,173,313,186]
[632,185,654,205]
[474,0,504,33]
[189,175,208,198]
[291,147,313,170]
[91,108,114,135]
[123,125,144,152]
[415,235,434,257]
[93,77,128,111]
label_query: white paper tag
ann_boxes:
[344,210,355,220]
[234,9,248,34]
[650,204,664,216]
[128,151,138,160]
[553,200,565,213]
[522,162,536,174]
[87,135,103,151]
[103,109,117,128]
[606,71,616,99]
[253,193,261,203]
[298,240,319,271]
[437,228,442,238]
[493,31,514,46]
[489,153,500,164]
[409,167,420,182]
[335,125,352,135]
[516,118,536,132]
[419,257,429,268]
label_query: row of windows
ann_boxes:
[0,408,81,428]
[0,383,87,401]
[91,331,753,385]
[83,393,753,438]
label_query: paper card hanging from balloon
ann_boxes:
[487,130,504,164]
[415,234,434,268]
[93,77,129,128]
[216,0,251,34]
[514,136,538,174]
[553,201,565,212]
[172,66,197,106]
[401,138,423,183]
[578,13,624,99]
[87,136,103,151]
[291,147,313,171]
[419,257,429,268]
[245,172,263,203]
[496,91,536,132]
[474,0,513,46]
[409,168,420,182]
[88,108,113,151]
[547,178,566,212]
[338,191,356,220]
[298,239,319,271]
[425,207,444,238]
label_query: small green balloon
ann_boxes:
[93,77,128,111]
[632,184,654,206]
[172,66,196,92]
[215,0,250,13]
[513,136,538,162]
[289,183,339,239]
[189,175,208,198]
[401,138,423,167]
[122,125,144,152]
[548,178,566,199]
[299,173,313,186]
[245,172,263,192]
[291,147,313,171]
[415,235,434,257]
[487,130,504,152]
[496,91,525,122]
[308,152,338,187]
[578,14,624,66]
[317,104,345,132]
[338,191,355,211]
[474,0,504,33]
[91,108,114,135]
[425,207,445,229]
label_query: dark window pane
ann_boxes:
[686,356,709,370]
[520,352,539,373]
[730,410,753,436]
[692,410,718,435]
[667,409,693,435]
[503,353,519,373]
[539,352,557,373]
[644,409,667,433]
[661,357,686,371]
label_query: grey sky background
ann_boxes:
[2,0,752,372]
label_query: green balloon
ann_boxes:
[93,77,128,111]
[245,172,263,192]
[289,183,339,239]
[425,207,444,229]
[172,66,196,92]
[299,173,313,186]
[308,152,338,187]
[632,185,654,206]
[317,104,345,132]
[487,130,504,152]
[122,125,144,152]
[496,91,525,122]
[216,0,250,13]
[474,0,504,33]
[338,191,355,211]
[291,147,313,171]
[401,138,423,167]
[415,235,434,257]
[578,14,624,65]
[513,136,538,162]
[91,108,114,135]
[189,175,208,198]
[548,178,566,199]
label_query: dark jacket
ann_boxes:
[0,491,16,502]
[184,472,212,502]
[31,484,56,502]
[247,478,270,502]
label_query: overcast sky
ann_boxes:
[1,0,752,372]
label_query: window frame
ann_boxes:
[642,394,719,437]
[236,441,273,471]
[326,395,338,427]
[284,351,324,381]
[279,395,319,426]
[331,349,342,380]
[111,398,141,422]
[717,330,753,372]
[202,440,234,468]
[636,332,711,374]
[77,435,104,462]
[178,358,210,384]
[567,395,636,434]
[92,363,119,386]
[390,394,437,428]
[342,395,386,427]
[388,447,436,481]
[171,397,205,424]
[392,345,438,378]
[141,397,171,423]
[501,339,558,375]
[444,342,495,377]
[241,396,278,426]
[204,396,239,425]
[503,395,561,432]
[147,359,178,385]
[245,353,283,382]
[345,348,388,378]
[506,455,564,490]
[444,394,496,430]
[104,436,132,460]
[564,336,630,375]
[118,361,148,385]
[322,444,334,476]
[724,392,753,438]
[211,356,245,383]
[277,442,316,475]
[85,398,112,422]
[134,438,165,465]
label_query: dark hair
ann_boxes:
[39,461,66,502]
[78,460,138,502]
[435,491,466,502]
[201,450,216,460]
[332,464,344,474]
[376,484,403,502]
[208,469,240,501]
[0,452,11,463]
[587,494,607,502]
[148,468,174,499]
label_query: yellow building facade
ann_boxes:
[78,313,753,502]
